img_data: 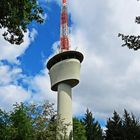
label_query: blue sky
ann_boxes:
[0,0,140,128]
[20,2,60,76]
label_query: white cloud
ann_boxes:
[39,0,140,120]
[0,62,31,110]
[0,85,30,111]
[30,28,38,42]
[0,61,56,111]
[64,0,140,119]
[0,28,38,110]
[0,64,12,85]
[29,69,57,104]
[22,0,140,120]
[0,28,38,63]
[0,62,24,85]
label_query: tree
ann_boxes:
[122,110,140,140]
[0,109,12,140]
[10,103,33,140]
[0,0,44,45]
[119,1,140,50]
[105,110,140,140]
[0,102,72,140]
[105,111,123,140]
[83,109,103,140]
[73,117,86,140]
[27,102,58,140]
[27,103,70,140]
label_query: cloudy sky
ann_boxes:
[1,0,140,125]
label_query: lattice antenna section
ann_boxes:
[60,0,70,51]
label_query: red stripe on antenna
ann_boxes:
[60,37,69,50]
[60,0,69,51]
[63,0,66,4]
[61,12,68,24]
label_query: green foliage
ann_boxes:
[0,102,71,140]
[73,117,86,140]
[0,109,12,140]
[27,102,56,139]
[118,34,140,51]
[10,103,33,140]
[82,109,103,140]
[122,110,140,139]
[105,110,140,140]
[2,104,140,140]
[105,111,123,140]
[0,0,44,45]
[119,0,140,50]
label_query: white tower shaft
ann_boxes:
[58,83,72,136]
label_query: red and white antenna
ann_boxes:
[60,0,69,51]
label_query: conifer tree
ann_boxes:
[83,109,103,140]
[105,110,140,140]
[122,110,140,140]
[105,111,123,140]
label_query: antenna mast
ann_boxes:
[60,0,69,51]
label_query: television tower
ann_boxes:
[47,0,83,138]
